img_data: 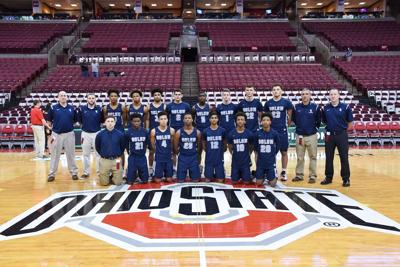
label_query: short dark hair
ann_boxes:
[151,88,163,97]
[33,100,41,106]
[130,113,142,121]
[261,112,273,121]
[209,110,219,118]
[107,89,119,97]
[235,111,247,121]
[183,111,194,120]
[174,89,183,94]
[271,83,283,90]
[222,88,230,93]
[157,111,168,118]
[130,90,142,98]
[104,115,116,121]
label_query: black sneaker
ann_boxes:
[342,180,350,187]
[292,176,304,182]
[72,175,79,180]
[320,178,332,185]
[280,171,288,181]
[80,174,89,180]
[47,176,55,182]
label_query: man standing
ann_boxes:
[216,89,237,134]
[102,89,126,134]
[321,89,353,187]
[126,90,149,129]
[95,116,125,186]
[91,59,99,78]
[166,89,191,131]
[237,86,263,133]
[193,92,210,133]
[264,84,293,181]
[292,88,321,184]
[125,114,150,185]
[30,100,51,159]
[77,94,103,179]
[173,112,202,182]
[46,91,79,182]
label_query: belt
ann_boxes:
[101,156,119,160]
[300,133,317,137]
[32,124,43,126]
[328,130,345,136]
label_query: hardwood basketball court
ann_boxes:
[0,148,399,266]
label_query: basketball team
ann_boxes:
[30,84,353,187]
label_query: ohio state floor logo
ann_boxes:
[0,182,399,251]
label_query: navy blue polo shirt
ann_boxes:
[78,105,102,133]
[95,128,125,158]
[46,103,77,134]
[322,102,353,133]
[292,102,321,136]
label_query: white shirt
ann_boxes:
[91,62,99,73]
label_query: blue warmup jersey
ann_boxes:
[203,126,225,164]
[264,98,293,132]
[237,99,263,132]
[125,127,148,156]
[128,104,145,128]
[155,126,172,162]
[166,102,191,130]
[216,102,237,133]
[149,103,165,129]
[194,103,210,131]
[254,128,280,181]
[106,104,124,133]
[79,105,102,133]
[177,128,200,181]
[228,129,253,165]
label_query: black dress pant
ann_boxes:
[325,131,350,181]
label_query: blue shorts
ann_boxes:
[231,162,251,182]
[204,162,225,180]
[154,160,173,178]
[279,130,289,152]
[127,155,149,182]
[177,154,200,181]
[256,162,277,181]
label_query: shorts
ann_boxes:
[204,162,225,180]
[127,155,149,182]
[279,130,289,152]
[154,160,173,178]
[255,163,277,181]
[177,154,200,181]
[231,162,251,182]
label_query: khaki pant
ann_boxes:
[99,157,123,186]
[295,133,318,179]
[49,131,78,177]
[81,131,100,176]
[32,125,45,157]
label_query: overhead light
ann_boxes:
[301,3,307,6]
[186,10,193,13]
[167,3,173,6]
[71,3,78,7]
[359,2,366,4]
[109,3,115,7]
[221,3,227,6]
[344,2,350,5]
[205,3,211,6]
[151,3,157,6]
[316,3,323,6]
[55,3,61,7]
[125,3,131,7]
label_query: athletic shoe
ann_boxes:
[80,174,89,180]
[72,175,79,180]
[47,176,55,182]
[292,176,304,182]
[320,178,332,185]
[342,180,350,187]
[149,167,154,177]
[280,171,288,181]
[269,178,278,187]
[308,177,316,184]
[42,155,49,159]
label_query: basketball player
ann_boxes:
[202,111,226,183]
[193,92,210,133]
[254,113,280,187]
[126,89,149,129]
[166,89,191,131]
[77,94,102,179]
[216,89,237,134]
[264,84,293,181]
[173,112,202,182]
[125,113,149,185]
[148,88,166,176]
[237,86,263,133]
[227,112,254,184]
[150,111,175,183]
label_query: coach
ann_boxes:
[46,91,78,182]
[321,89,353,187]
[292,88,321,184]
[77,94,103,179]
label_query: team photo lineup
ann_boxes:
[38,84,352,188]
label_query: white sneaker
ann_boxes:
[149,166,154,177]
[280,171,288,181]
